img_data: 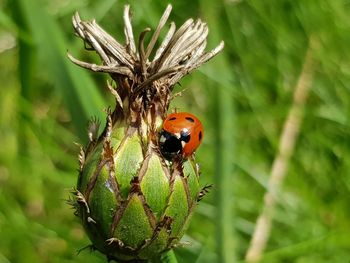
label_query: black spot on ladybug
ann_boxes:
[185,117,195,123]
[180,130,190,142]
[199,131,202,141]
[181,134,191,143]
[169,117,177,121]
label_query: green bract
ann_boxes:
[75,124,201,261]
[69,4,223,262]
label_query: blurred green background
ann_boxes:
[1,0,350,262]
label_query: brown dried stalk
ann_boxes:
[245,36,318,263]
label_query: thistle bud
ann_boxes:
[69,5,223,262]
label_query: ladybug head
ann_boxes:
[158,130,183,160]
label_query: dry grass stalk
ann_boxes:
[245,36,318,263]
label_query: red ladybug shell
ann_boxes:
[159,112,203,159]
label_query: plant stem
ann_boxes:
[11,0,35,156]
[201,1,236,262]
[245,36,318,263]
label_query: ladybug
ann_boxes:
[159,112,203,160]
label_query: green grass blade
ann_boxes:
[201,1,236,262]
[16,0,106,141]
[9,0,36,156]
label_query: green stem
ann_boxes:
[201,1,236,262]
[11,0,35,157]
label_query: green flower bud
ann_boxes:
[73,119,202,261]
[68,4,223,262]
